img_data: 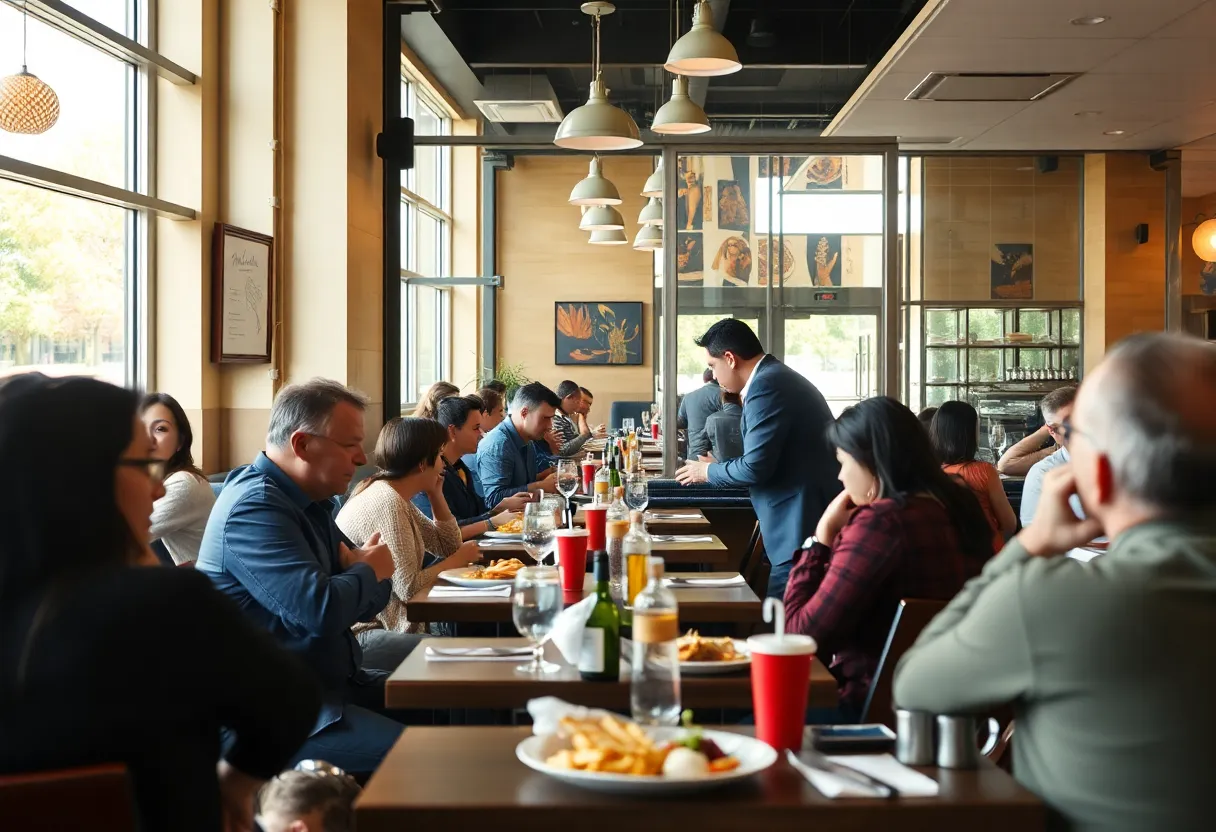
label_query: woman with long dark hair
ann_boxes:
[140,392,215,564]
[0,374,318,831]
[336,417,481,639]
[930,400,1018,554]
[783,396,993,719]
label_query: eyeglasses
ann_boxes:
[1060,417,1094,448]
[118,458,167,484]
[301,432,363,453]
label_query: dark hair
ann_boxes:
[556,380,581,400]
[916,406,938,430]
[0,374,142,611]
[929,401,979,465]
[579,386,593,398]
[721,390,741,407]
[140,392,204,479]
[436,395,482,431]
[477,387,503,414]
[702,368,715,383]
[354,417,449,497]
[1040,385,1077,420]
[694,318,764,360]
[257,770,360,832]
[412,381,460,419]
[482,379,508,394]
[514,381,561,411]
[268,379,367,448]
[828,397,993,564]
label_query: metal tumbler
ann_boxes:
[935,714,999,769]
[894,709,935,766]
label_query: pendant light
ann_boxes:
[633,224,663,251]
[638,197,663,226]
[1194,218,1216,261]
[579,204,625,232]
[665,1,742,77]
[0,2,60,135]
[554,3,642,151]
[589,228,629,246]
[569,156,622,206]
[651,74,710,135]
[642,158,665,198]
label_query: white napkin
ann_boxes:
[787,752,939,799]
[526,696,614,736]
[646,512,701,520]
[429,585,512,597]
[651,535,714,543]
[547,593,597,665]
[664,574,746,588]
[479,539,522,548]
[424,645,531,662]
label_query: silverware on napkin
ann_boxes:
[787,750,900,798]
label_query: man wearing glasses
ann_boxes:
[1016,386,1080,526]
[996,386,1077,478]
[894,333,1216,832]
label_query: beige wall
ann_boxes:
[495,155,654,427]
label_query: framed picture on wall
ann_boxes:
[554,302,643,365]
[211,223,274,363]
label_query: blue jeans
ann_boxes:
[290,676,403,776]
[766,559,793,600]
[356,629,429,674]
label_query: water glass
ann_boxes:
[522,502,556,564]
[541,494,566,529]
[511,566,562,676]
[625,472,649,512]
[555,459,579,525]
[622,417,636,433]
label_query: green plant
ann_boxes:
[476,361,530,401]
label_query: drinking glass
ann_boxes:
[541,494,566,530]
[640,411,651,432]
[555,459,579,524]
[622,417,636,433]
[625,472,649,513]
[522,502,556,564]
[511,566,563,676]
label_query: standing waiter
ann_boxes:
[676,320,840,598]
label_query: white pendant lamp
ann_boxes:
[580,204,625,231]
[554,3,642,151]
[569,156,622,206]
[642,159,665,198]
[0,3,60,135]
[638,197,663,226]
[664,1,742,77]
[589,228,629,246]
[633,224,663,251]
[650,75,711,135]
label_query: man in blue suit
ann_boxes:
[676,319,840,598]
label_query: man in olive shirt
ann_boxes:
[895,333,1216,832]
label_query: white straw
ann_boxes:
[763,597,786,638]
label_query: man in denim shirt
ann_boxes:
[198,379,403,775]
[475,381,560,507]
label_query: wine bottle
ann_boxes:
[578,551,621,681]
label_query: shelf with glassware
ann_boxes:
[916,304,1082,409]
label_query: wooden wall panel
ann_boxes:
[1101,153,1165,346]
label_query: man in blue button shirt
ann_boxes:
[198,379,404,775]
[476,381,560,508]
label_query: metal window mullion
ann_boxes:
[0,154,194,219]
[400,186,452,223]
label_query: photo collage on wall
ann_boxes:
[679,154,871,290]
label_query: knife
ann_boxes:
[787,750,900,799]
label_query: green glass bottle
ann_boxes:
[578,551,621,681]
[608,447,621,491]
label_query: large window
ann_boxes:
[0,1,156,386]
[400,68,452,408]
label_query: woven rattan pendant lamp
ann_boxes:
[0,3,60,135]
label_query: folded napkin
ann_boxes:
[664,574,746,588]
[548,593,597,665]
[646,512,701,520]
[651,535,714,543]
[429,585,512,598]
[787,752,939,799]
[479,539,522,547]
[424,644,531,662]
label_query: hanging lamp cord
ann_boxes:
[22,0,30,72]
[593,8,601,80]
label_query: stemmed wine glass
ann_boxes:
[555,459,579,527]
[522,501,556,564]
[625,472,649,513]
[511,565,562,676]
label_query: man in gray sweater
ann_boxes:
[678,368,721,458]
[895,332,1216,832]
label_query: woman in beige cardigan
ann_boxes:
[336,417,481,643]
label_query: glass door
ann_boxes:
[783,313,879,416]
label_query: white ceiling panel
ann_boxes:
[1182,133,1216,149]
[923,0,1205,40]
[864,72,934,102]
[1043,72,1216,105]
[891,37,1138,75]
[833,99,1030,133]
[1152,1,1216,38]
[1094,38,1216,75]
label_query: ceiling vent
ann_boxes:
[906,72,1078,102]
[474,75,563,123]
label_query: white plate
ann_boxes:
[680,639,752,675]
[483,530,523,540]
[516,728,776,794]
[438,568,516,588]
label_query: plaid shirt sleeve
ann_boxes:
[783,507,904,658]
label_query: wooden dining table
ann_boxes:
[386,637,838,711]
[479,533,732,569]
[357,727,1046,832]
[405,572,762,625]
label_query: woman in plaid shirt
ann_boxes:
[783,397,993,719]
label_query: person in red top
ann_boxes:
[783,396,994,720]
[930,400,1018,555]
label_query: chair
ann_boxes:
[858,598,947,729]
[608,400,649,433]
[737,523,770,605]
[0,763,136,831]
[988,719,1015,772]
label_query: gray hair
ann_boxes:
[1090,333,1216,512]
[267,378,367,448]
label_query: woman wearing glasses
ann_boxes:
[0,373,319,832]
[140,392,216,565]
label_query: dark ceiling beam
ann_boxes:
[468,62,866,69]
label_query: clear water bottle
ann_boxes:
[630,557,681,726]
[605,487,630,601]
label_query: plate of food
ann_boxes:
[677,631,751,675]
[516,713,776,795]
[485,517,524,538]
[439,558,527,587]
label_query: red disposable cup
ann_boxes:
[554,529,589,592]
[748,633,818,752]
[581,461,597,494]
[651,422,660,440]
[583,505,607,550]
